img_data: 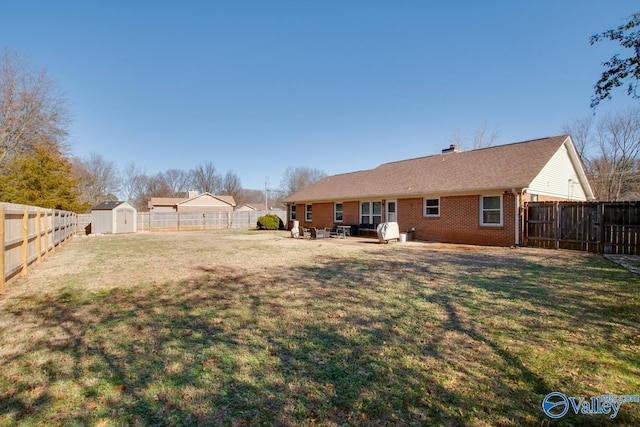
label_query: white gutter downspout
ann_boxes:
[512,188,520,246]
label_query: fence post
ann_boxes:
[35,209,42,264]
[44,211,50,258]
[21,208,28,275]
[600,203,606,254]
[554,202,560,250]
[0,207,4,294]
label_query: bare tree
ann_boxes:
[126,174,158,211]
[235,188,265,207]
[72,153,120,207]
[564,107,640,201]
[280,166,327,197]
[447,122,500,150]
[594,108,640,200]
[562,115,594,161]
[0,47,69,172]
[120,161,146,205]
[220,169,243,199]
[161,168,193,197]
[192,161,221,194]
[147,173,174,197]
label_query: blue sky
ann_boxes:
[2,1,638,192]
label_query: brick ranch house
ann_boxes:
[284,135,595,246]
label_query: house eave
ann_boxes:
[286,186,529,204]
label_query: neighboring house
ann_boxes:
[284,135,595,246]
[91,201,137,234]
[148,192,236,213]
[235,203,267,212]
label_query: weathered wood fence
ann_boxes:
[1,202,77,293]
[76,210,286,233]
[524,201,640,254]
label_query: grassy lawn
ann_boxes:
[0,230,638,426]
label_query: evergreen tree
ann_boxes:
[0,145,90,212]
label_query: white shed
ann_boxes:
[91,201,137,234]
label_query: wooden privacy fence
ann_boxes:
[76,210,287,234]
[1,202,77,293]
[524,201,640,254]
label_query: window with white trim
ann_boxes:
[305,204,312,222]
[334,202,343,222]
[290,204,296,221]
[424,198,440,217]
[480,195,502,226]
[360,201,382,225]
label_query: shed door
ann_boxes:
[116,209,134,233]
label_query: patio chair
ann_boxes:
[299,226,311,239]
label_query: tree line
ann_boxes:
[0,48,325,212]
[72,155,255,212]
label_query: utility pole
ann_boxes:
[265,176,269,211]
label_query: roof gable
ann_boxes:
[176,192,236,207]
[528,140,594,200]
[285,135,590,202]
[238,203,266,211]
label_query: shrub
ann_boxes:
[257,214,283,230]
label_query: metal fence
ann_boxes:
[1,202,77,292]
[524,201,640,254]
[76,210,287,234]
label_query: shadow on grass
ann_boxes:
[0,247,638,425]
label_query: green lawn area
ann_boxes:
[0,231,638,426]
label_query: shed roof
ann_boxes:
[92,201,130,211]
[285,135,586,202]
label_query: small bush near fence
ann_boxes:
[257,214,284,230]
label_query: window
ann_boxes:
[305,204,312,222]
[334,202,343,222]
[360,201,382,225]
[290,204,296,221]
[480,195,502,226]
[424,198,440,217]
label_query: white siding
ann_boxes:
[180,195,229,207]
[177,194,234,212]
[150,206,176,213]
[115,206,137,233]
[91,210,114,233]
[528,144,587,201]
[91,202,137,234]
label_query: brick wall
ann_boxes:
[343,201,360,224]
[398,194,516,246]
[289,194,517,246]
[290,201,361,229]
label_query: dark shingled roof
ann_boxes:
[92,201,129,210]
[285,135,572,203]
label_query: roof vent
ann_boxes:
[442,144,461,154]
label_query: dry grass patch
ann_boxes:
[0,230,638,425]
